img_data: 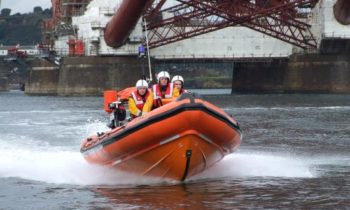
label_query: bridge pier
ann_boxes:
[26,56,146,96]
[25,59,59,95]
[25,52,350,96]
[0,60,9,91]
[232,59,288,93]
[285,54,350,93]
[0,77,8,91]
[232,54,350,93]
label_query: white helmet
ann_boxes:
[171,75,184,84]
[135,79,148,88]
[157,71,170,82]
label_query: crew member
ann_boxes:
[171,75,187,98]
[129,79,153,119]
[152,71,174,108]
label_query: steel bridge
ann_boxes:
[143,0,319,49]
[46,0,350,51]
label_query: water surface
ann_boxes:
[0,90,349,209]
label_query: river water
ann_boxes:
[0,90,349,209]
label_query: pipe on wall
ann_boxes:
[334,0,350,25]
[104,0,154,48]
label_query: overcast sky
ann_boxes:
[1,0,51,14]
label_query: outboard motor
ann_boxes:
[108,101,126,129]
[104,90,126,129]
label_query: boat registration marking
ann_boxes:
[160,134,180,145]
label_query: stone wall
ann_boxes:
[25,67,59,95]
[285,54,350,93]
[232,59,288,93]
[25,59,59,95]
[232,54,350,93]
[0,60,9,91]
[25,54,350,96]
[57,56,145,96]
[0,77,8,91]
[26,56,146,96]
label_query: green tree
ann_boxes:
[33,6,43,14]
[1,8,11,16]
[0,9,52,45]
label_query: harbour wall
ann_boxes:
[0,60,9,91]
[25,59,59,95]
[232,53,350,93]
[0,77,8,91]
[25,53,350,96]
[26,56,146,96]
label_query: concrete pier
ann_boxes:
[26,56,146,96]
[232,54,350,93]
[25,53,350,96]
[0,60,9,91]
[0,77,8,91]
[57,56,145,96]
[25,59,59,95]
[285,54,350,93]
[232,59,288,93]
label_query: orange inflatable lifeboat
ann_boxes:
[80,93,242,181]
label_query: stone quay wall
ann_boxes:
[232,54,350,93]
[26,53,350,96]
[26,56,145,96]
[0,60,9,91]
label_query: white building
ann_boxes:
[59,0,349,58]
[310,0,350,50]
[55,0,143,56]
[0,45,8,56]
[20,45,41,56]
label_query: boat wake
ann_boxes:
[0,138,164,186]
[84,119,111,136]
[0,135,317,186]
[0,120,320,186]
[223,106,350,112]
[192,152,315,180]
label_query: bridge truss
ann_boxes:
[144,0,319,49]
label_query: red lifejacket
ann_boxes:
[152,83,174,107]
[131,90,150,110]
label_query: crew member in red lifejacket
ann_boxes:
[152,71,175,108]
[171,75,188,98]
[128,79,153,119]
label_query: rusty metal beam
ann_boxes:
[145,0,168,21]
[212,0,317,48]
[144,0,318,49]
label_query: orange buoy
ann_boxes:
[104,90,118,113]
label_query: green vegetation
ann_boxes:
[0,7,52,45]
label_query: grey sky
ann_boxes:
[1,0,51,14]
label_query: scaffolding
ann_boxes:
[42,0,91,46]
[61,0,91,22]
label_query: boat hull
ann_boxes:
[81,93,242,181]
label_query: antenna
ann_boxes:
[143,17,153,82]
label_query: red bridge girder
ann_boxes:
[144,0,319,49]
